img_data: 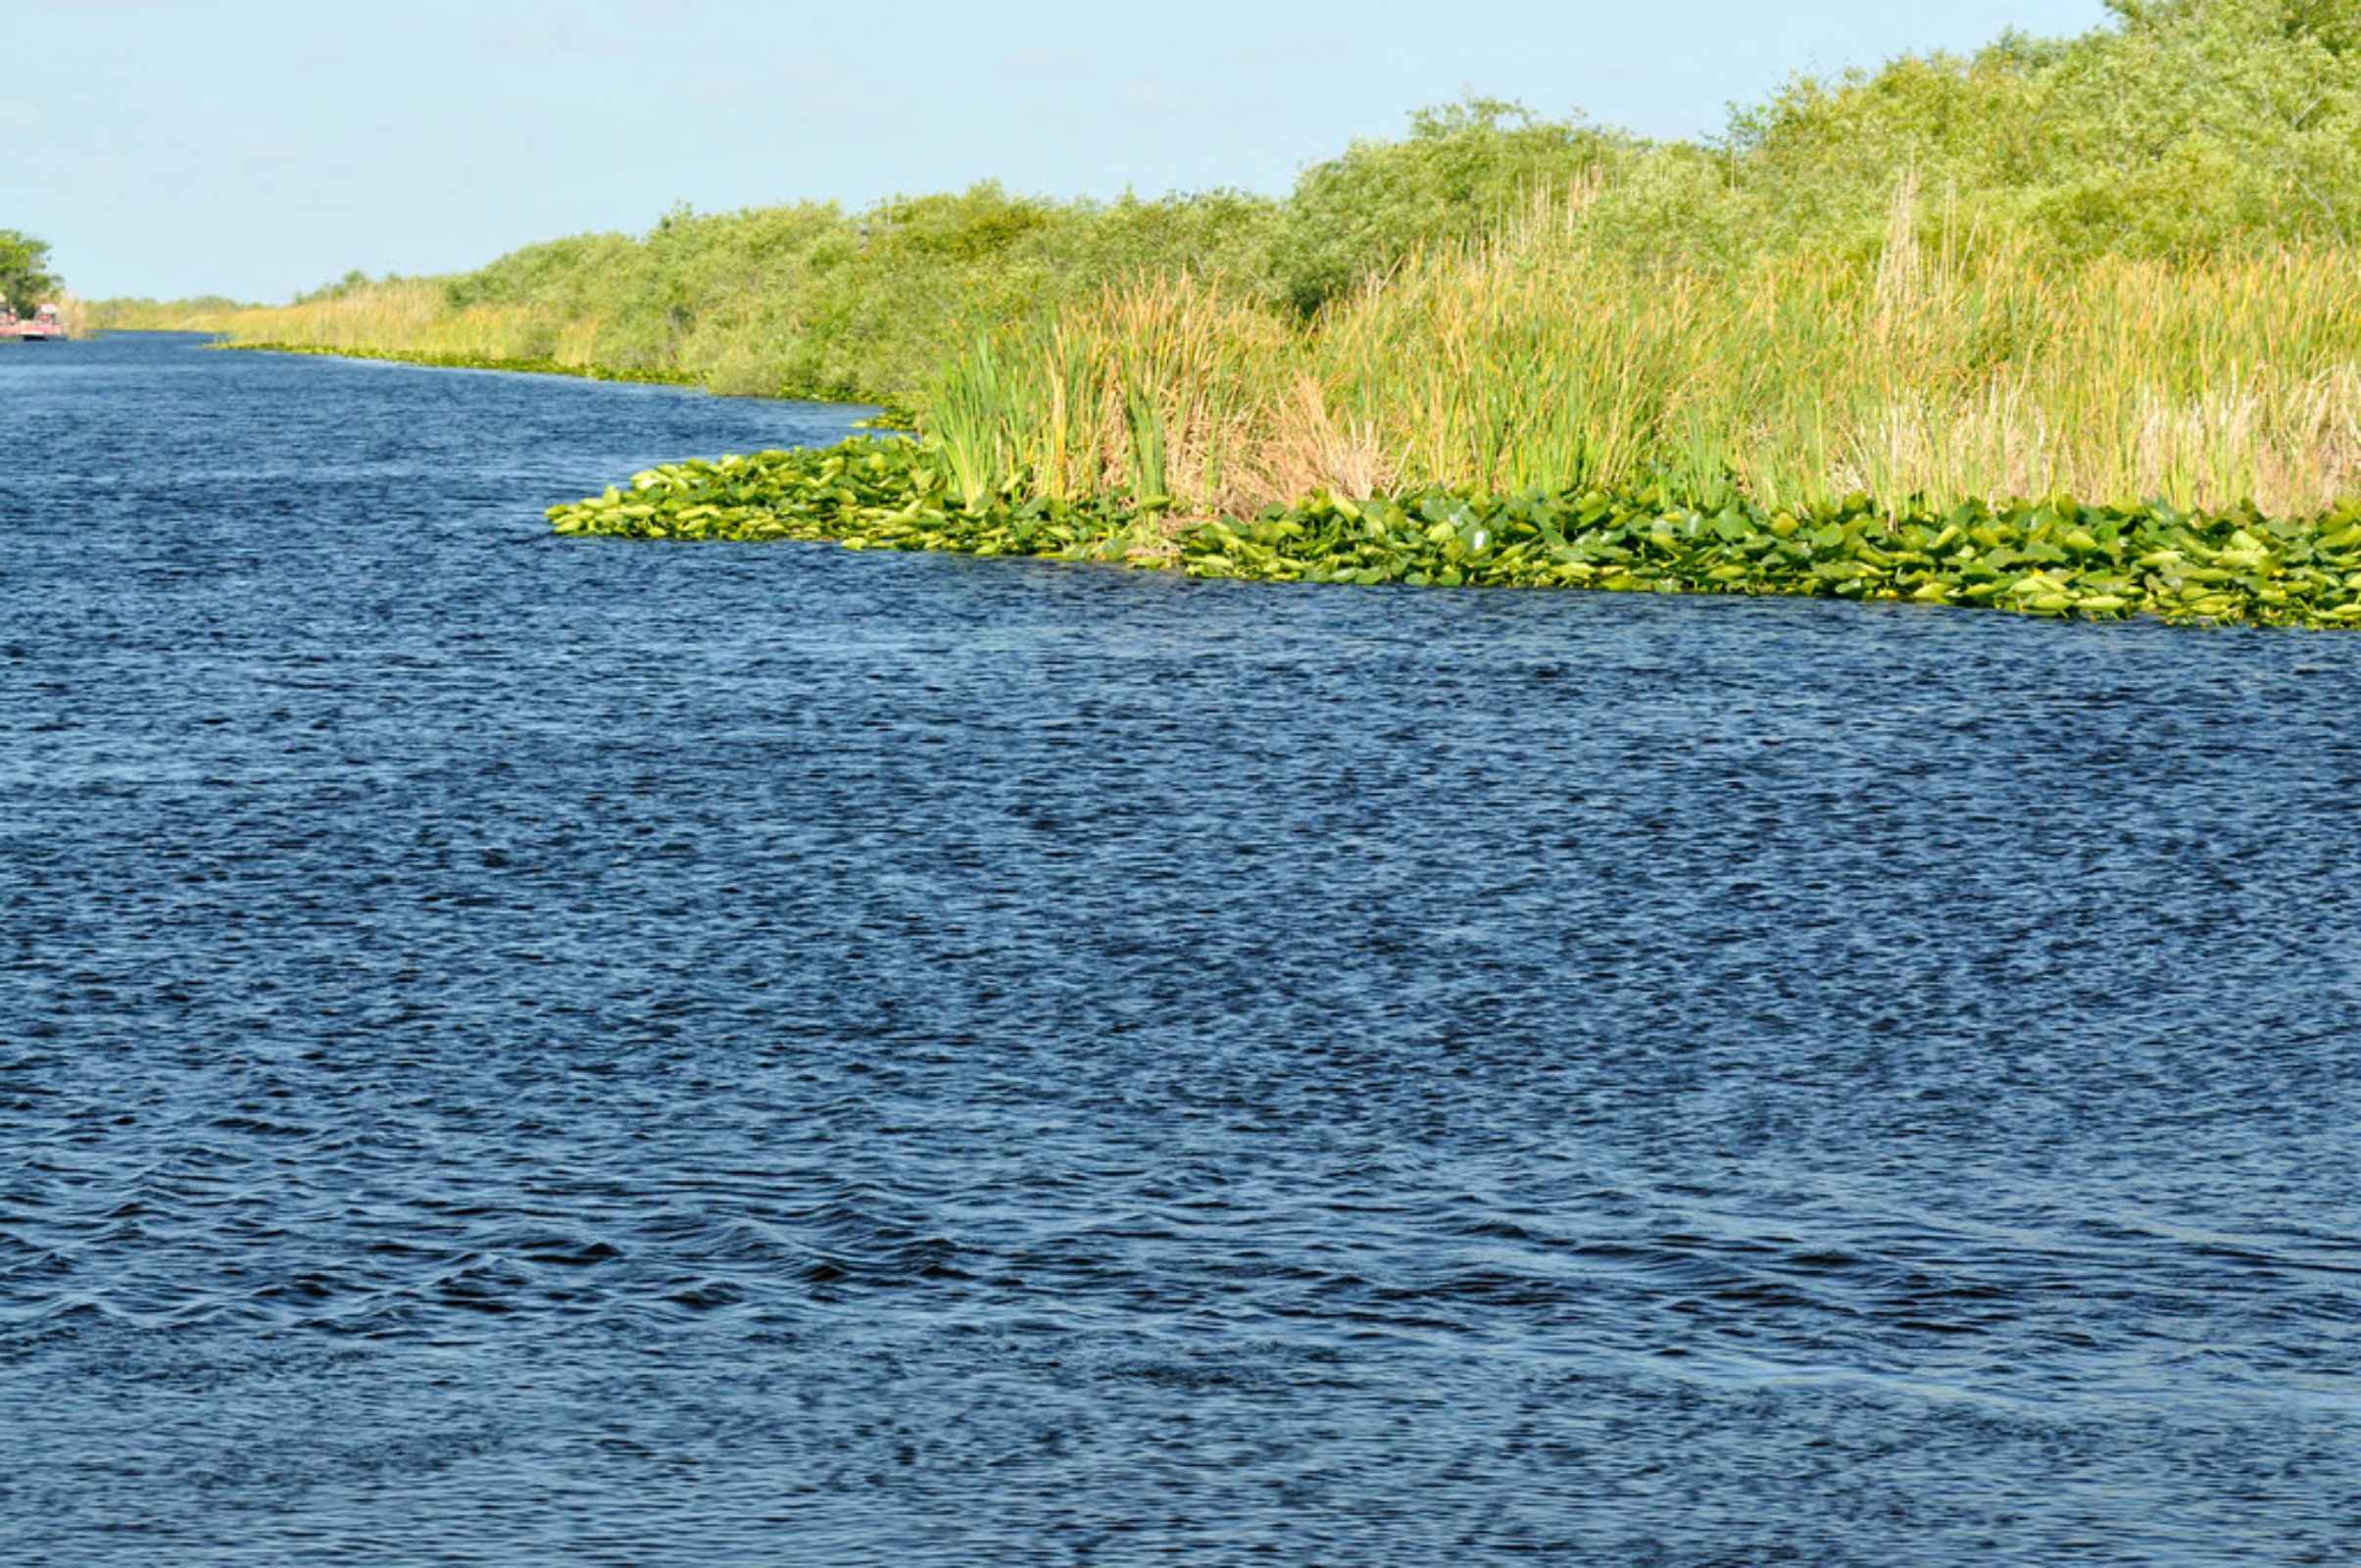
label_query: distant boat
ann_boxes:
[4,304,68,341]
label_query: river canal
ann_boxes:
[4,333,2356,1564]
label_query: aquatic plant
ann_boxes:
[549,436,2361,630]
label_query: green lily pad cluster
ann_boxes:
[549,438,1153,557]
[551,436,2361,629]
[1184,488,2361,627]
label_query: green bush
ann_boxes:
[1265,99,1634,313]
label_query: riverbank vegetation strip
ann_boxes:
[114,0,2361,624]
[548,437,2361,628]
[93,2,2361,408]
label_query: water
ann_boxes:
[4,333,2357,1565]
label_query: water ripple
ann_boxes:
[2,336,2357,1564]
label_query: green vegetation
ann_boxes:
[542,0,2361,630]
[98,190,1285,403]
[906,228,2359,521]
[213,340,702,386]
[548,438,2361,628]
[84,295,258,330]
[98,0,2361,407]
[111,0,2361,626]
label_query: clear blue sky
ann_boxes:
[8,0,2110,302]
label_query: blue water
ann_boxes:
[4,333,2358,1565]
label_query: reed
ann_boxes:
[207,280,563,361]
[928,181,2359,520]
[918,275,1300,516]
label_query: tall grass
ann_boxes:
[925,179,2361,518]
[200,279,615,367]
[81,295,251,332]
[917,276,1308,517]
[82,2,2361,516]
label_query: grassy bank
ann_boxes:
[119,1,2361,626]
[549,172,2361,630]
[545,182,2361,628]
[219,340,702,387]
[918,211,2361,522]
[95,4,2361,411]
[92,191,1287,404]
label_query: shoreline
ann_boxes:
[221,340,700,388]
[210,340,916,424]
[86,333,2361,631]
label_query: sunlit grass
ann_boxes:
[924,186,2361,519]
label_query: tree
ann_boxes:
[1717,0,2361,258]
[0,229,61,311]
[2106,0,2358,54]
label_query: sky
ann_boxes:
[5,0,2112,303]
